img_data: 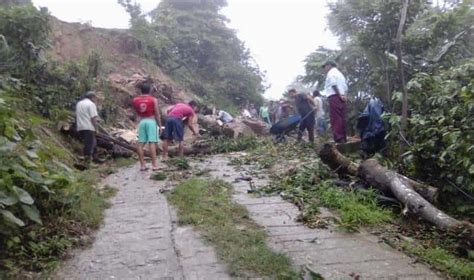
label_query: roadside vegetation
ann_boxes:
[301,0,473,219]
[225,139,474,279]
[168,178,299,279]
[119,0,265,112]
[0,4,132,276]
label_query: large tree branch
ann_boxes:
[319,144,473,248]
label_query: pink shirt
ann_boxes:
[168,103,195,119]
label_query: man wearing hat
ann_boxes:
[75,91,100,166]
[323,60,348,143]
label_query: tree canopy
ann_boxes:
[119,0,265,111]
[300,0,473,204]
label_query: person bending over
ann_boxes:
[162,101,199,159]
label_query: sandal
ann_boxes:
[140,167,149,172]
[152,167,160,171]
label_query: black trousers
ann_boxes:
[78,130,97,156]
[298,112,315,143]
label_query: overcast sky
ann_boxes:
[32,0,338,99]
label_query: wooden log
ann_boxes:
[319,143,438,202]
[95,132,152,158]
[359,159,474,248]
[319,143,358,176]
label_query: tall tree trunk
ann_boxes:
[396,0,409,156]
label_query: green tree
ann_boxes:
[119,0,265,109]
[0,4,50,77]
[301,0,474,205]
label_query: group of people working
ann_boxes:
[75,83,199,171]
[251,60,347,144]
[288,60,348,144]
[74,60,349,169]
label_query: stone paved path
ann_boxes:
[55,164,229,280]
[200,154,443,280]
[57,155,442,280]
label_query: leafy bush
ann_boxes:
[119,0,265,109]
[386,60,474,204]
[0,83,106,275]
[0,5,50,76]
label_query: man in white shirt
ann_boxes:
[76,91,99,165]
[323,60,348,143]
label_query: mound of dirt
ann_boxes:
[47,19,201,131]
[48,19,198,106]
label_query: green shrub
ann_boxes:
[385,60,474,206]
[0,88,106,275]
[0,4,50,76]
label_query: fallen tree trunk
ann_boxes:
[96,133,145,156]
[359,159,474,248]
[319,144,473,248]
[319,144,359,176]
[318,143,438,202]
[97,132,210,157]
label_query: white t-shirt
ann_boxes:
[242,109,252,118]
[324,67,348,97]
[313,96,325,118]
[76,98,98,131]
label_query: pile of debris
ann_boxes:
[108,73,189,105]
[199,115,269,139]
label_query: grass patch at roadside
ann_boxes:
[261,157,392,231]
[315,181,393,231]
[168,178,299,279]
[401,242,474,278]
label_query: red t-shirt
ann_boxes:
[132,95,157,118]
[168,103,195,119]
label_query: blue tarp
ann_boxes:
[270,115,301,135]
[358,98,386,140]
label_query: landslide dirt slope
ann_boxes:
[48,19,196,106]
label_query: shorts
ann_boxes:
[138,118,159,143]
[163,117,184,141]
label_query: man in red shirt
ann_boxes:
[132,83,162,171]
[162,101,199,159]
